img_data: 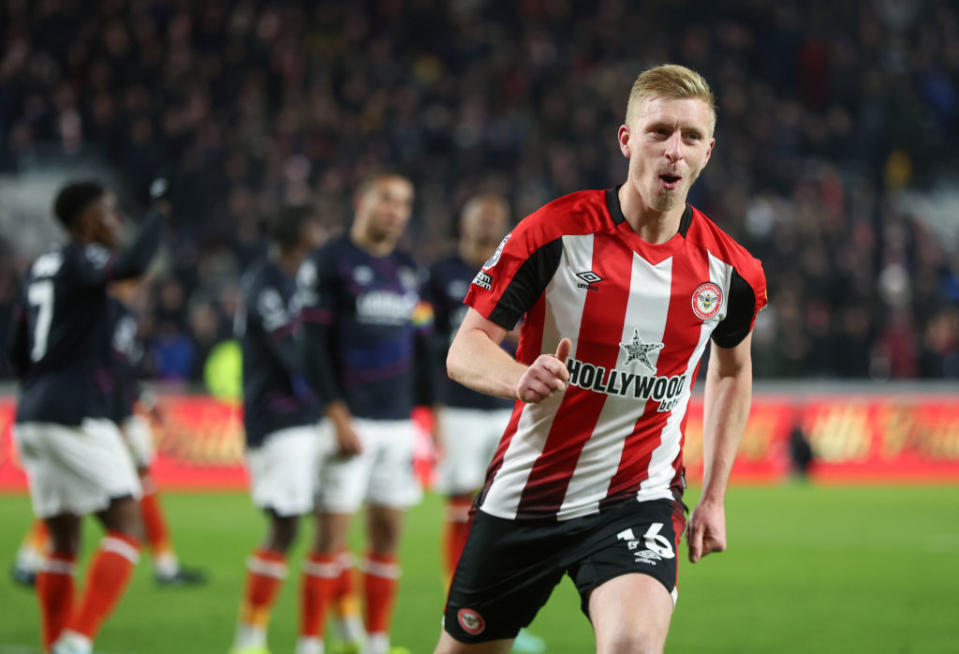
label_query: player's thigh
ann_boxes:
[315,422,373,514]
[121,414,155,469]
[15,420,141,518]
[569,499,684,607]
[247,425,321,517]
[364,419,422,509]
[444,511,566,644]
[434,630,512,654]
[436,408,504,495]
[589,574,673,654]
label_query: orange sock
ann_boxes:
[28,519,50,552]
[443,498,473,580]
[138,473,172,557]
[334,549,360,618]
[36,552,76,649]
[363,553,400,636]
[240,548,287,630]
[65,532,139,640]
[300,553,339,638]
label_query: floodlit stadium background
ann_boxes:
[1,1,958,653]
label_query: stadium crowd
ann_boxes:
[1,0,958,382]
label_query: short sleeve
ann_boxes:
[711,263,768,348]
[463,227,562,330]
[296,249,335,325]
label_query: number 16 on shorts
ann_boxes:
[617,523,676,566]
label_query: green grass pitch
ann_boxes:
[1,485,958,653]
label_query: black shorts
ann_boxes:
[443,498,687,643]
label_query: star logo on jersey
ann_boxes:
[620,329,664,372]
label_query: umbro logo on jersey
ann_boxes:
[575,270,603,290]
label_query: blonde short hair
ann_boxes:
[625,64,716,131]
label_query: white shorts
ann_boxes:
[247,425,323,517]
[14,419,142,519]
[316,418,422,513]
[434,407,512,495]
[121,414,155,469]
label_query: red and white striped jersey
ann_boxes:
[464,188,767,521]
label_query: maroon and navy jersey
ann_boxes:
[429,254,513,412]
[465,188,767,521]
[237,257,318,447]
[108,297,144,422]
[298,235,434,420]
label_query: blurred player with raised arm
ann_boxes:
[434,64,767,654]
[229,206,329,654]
[6,181,168,654]
[429,195,544,654]
[299,172,434,654]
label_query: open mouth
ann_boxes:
[659,174,682,189]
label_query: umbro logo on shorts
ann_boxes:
[575,270,603,290]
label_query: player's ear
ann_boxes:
[617,124,631,158]
[703,136,716,167]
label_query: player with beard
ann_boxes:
[434,64,767,654]
[299,173,434,654]
[7,181,167,654]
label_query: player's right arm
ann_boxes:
[4,290,30,378]
[448,308,570,404]
[296,250,362,456]
[71,209,166,287]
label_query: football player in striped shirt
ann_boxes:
[435,64,767,654]
[299,173,434,654]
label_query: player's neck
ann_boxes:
[350,225,396,257]
[274,247,304,277]
[459,240,492,268]
[617,184,686,245]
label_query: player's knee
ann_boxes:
[99,496,144,541]
[598,630,665,654]
[267,515,299,552]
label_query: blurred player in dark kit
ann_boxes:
[428,194,543,654]
[11,281,207,589]
[434,64,767,654]
[299,173,434,654]
[7,181,168,654]
[230,206,337,654]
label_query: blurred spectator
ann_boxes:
[1,0,958,382]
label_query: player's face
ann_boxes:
[461,199,509,248]
[619,96,715,213]
[356,176,414,244]
[300,219,327,251]
[85,193,123,249]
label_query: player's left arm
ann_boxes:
[688,259,766,563]
[687,333,753,563]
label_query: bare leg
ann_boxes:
[589,574,673,654]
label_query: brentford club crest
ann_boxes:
[692,282,722,321]
[457,608,486,635]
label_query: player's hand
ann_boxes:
[687,498,727,563]
[334,423,363,457]
[430,409,446,462]
[515,338,572,403]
